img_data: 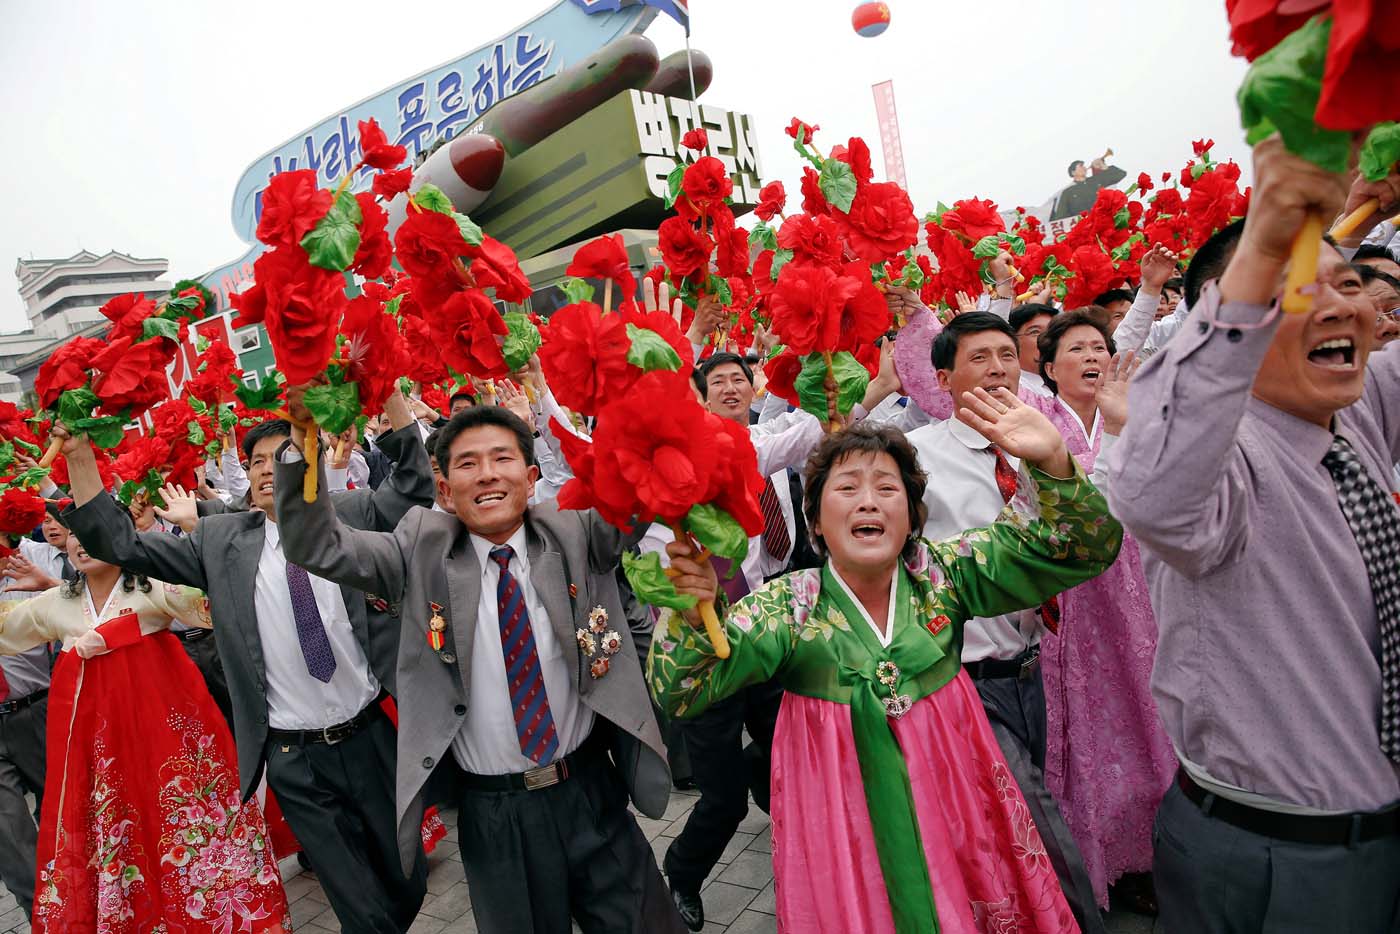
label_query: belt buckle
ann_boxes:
[1019,648,1041,680]
[322,724,347,746]
[522,763,561,791]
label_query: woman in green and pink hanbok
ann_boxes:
[649,394,1123,934]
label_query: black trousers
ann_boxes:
[0,697,46,920]
[176,629,235,729]
[663,678,782,895]
[1155,783,1400,933]
[973,666,1105,934]
[265,712,427,934]
[456,741,687,934]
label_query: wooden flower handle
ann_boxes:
[1330,198,1379,241]
[669,521,731,659]
[37,435,63,469]
[1282,212,1325,315]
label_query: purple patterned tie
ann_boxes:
[490,546,559,765]
[285,561,337,683]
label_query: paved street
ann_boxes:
[0,786,1162,933]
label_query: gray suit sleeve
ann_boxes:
[63,494,209,590]
[196,498,231,517]
[364,424,434,531]
[273,450,409,601]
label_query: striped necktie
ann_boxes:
[760,476,791,564]
[489,545,559,765]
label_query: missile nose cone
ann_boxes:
[449,134,505,193]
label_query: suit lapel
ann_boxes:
[527,518,588,691]
[444,533,480,696]
[231,517,269,679]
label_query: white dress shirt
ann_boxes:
[906,418,1042,662]
[1019,370,1053,398]
[17,538,64,582]
[451,526,594,775]
[255,520,380,730]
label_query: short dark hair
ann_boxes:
[1068,160,1085,177]
[242,418,292,461]
[1038,310,1117,394]
[931,312,1016,371]
[424,428,443,468]
[435,405,535,476]
[1093,288,1134,308]
[1358,263,1400,297]
[448,390,476,407]
[692,352,753,399]
[1184,217,1246,309]
[801,423,927,564]
[1163,276,1184,295]
[1008,303,1057,334]
[1353,243,1398,264]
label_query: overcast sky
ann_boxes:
[0,0,1250,332]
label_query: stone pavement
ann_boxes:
[0,786,1162,933]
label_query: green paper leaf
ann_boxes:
[748,222,778,252]
[142,316,181,342]
[12,438,40,459]
[705,274,733,307]
[622,550,696,611]
[56,387,100,428]
[301,189,363,271]
[1360,122,1400,182]
[685,503,749,561]
[971,236,1002,260]
[625,323,683,372]
[384,294,404,318]
[1236,15,1351,173]
[195,334,211,353]
[793,351,868,420]
[818,158,857,213]
[70,415,128,450]
[303,381,361,436]
[1190,162,1209,180]
[502,312,542,371]
[0,440,14,474]
[559,276,595,305]
[1002,234,1027,256]
[452,211,483,248]
[397,376,413,396]
[188,397,208,415]
[1113,206,1131,228]
[187,422,207,447]
[9,466,51,490]
[235,376,285,412]
[217,404,237,434]
[413,183,454,215]
[770,249,794,281]
[664,163,686,210]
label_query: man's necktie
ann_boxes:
[710,555,752,606]
[0,663,10,703]
[759,476,791,564]
[489,546,559,765]
[285,562,337,683]
[993,446,1059,635]
[58,554,75,582]
[1322,435,1400,761]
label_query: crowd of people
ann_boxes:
[0,135,1396,934]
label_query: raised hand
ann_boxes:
[883,284,926,323]
[154,482,200,533]
[2,554,60,593]
[665,537,718,630]
[497,380,536,431]
[1139,246,1179,294]
[1095,351,1141,436]
[957,387,1073,478]
[953,290,979,318]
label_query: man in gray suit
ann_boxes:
[58,391,433,934]
[274,402,687,934]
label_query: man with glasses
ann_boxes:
[1008,304,1058,397]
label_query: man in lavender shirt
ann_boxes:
[1108,138,1400,931]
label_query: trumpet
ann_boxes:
[1101,147,1114,161]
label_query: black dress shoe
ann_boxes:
[669,882,704,931]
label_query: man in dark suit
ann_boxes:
[274,402,686,934]
[58,391,433,934]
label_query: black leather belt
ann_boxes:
[173,628,211,644]
[459,728,608,793]
[965,646,1040,681]
[0,688,47,716]
[1177,770,1400,846]
[268,698,384,746]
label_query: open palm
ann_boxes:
[957,388,1066,465]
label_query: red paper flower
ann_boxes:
[395,208,472,283]
[755,181,786,222]
[430,289,508,380]
[36,336,106,409]
[712,212,752,279]
[681,128,709,151]
[350,192,393,280]
[184,340,239,405]
[372,167,414,200]
[238,249,349,385]
[785,118,820,143]
[769,262,888,356]
[342,295,410,414]
[799,167,830,216]
[112,434,169,485]
[256,170,333,249]
[1063,246,1124,310]
[1192,138,1215,157]
[469,236,532,304]
[680,157,734,218]
[831,138,874,188]
[0,488,48,536]
[90,337,175,418]
[777,213,844,268]
[357,118,408,171]
[657,216,713,280]
[400,315,449,384]
[923,225,983,307]
[99,294,158,344]
[940,198,1006,243]
[566,234,636,298]
[836,181,918,263]
[1136,172,1155,193]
